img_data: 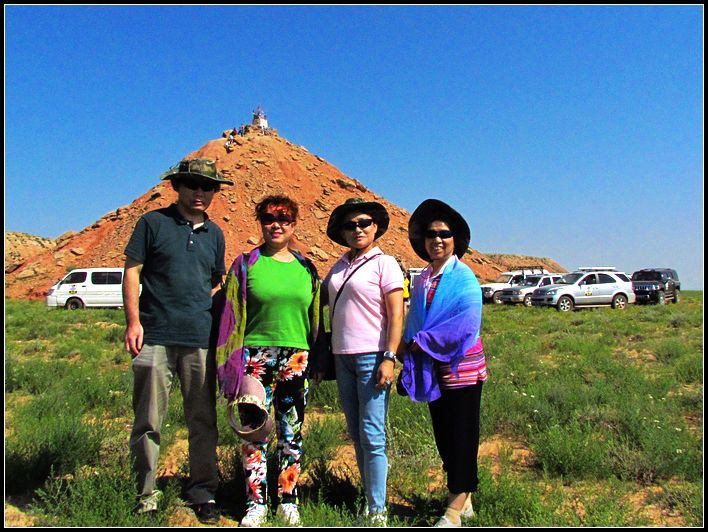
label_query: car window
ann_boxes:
[495,274,512,283]
[598,273,616,284]
[105,272,123,284]
[580,274,596,285]
[552,276,563,283]
[511,275,524,284]
[632,271,661,281]
[540,278,551,286]
[63,272,87,284]
[616,273,630,282]
[562,273,583,284]
[92,272,107,284]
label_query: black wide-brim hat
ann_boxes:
[326,198,390,247]
[409,199,470,262]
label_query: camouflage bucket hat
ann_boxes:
[159,158,234,185]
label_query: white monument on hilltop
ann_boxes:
[252,104,268,129]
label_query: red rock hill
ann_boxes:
[5,129,565,300]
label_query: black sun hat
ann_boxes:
[408,199,470,262]
[159,158,234,185]
[326,198,390,247]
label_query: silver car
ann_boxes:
[500,274,564,307]
[530,268,636,312]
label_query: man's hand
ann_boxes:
[125,321,144,357]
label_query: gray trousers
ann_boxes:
[129,344,219,504]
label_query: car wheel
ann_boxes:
[612,294,628,309]
[557,296,574,312]
[493,291,503,304]
[65,298,84,310]
[657,291,665,305]
[523,294,533,307]
[672,290,680,304]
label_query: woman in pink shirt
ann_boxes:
[314,198,404,525]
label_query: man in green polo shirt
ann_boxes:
[123,158,233,523]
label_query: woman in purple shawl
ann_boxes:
[398,199,487,528]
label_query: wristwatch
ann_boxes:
[383,351,397,363]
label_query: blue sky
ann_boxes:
[5,6,704,288]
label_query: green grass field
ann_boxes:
[5,294,703,526]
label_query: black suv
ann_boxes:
[631,269,681,305]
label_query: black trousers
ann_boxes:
[428,381,484,494]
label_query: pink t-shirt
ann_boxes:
[325,247,404,355]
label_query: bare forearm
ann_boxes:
[123,270,141,325]
[385,289,404,353]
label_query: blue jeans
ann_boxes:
[335,352,390,514]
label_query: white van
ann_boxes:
[46,268,126,310]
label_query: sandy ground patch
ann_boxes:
[4,503,36,527]
[478,435,534,477]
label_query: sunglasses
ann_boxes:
[341,218,375,231]
[178,180,219,192]
[259,213,294,226]
[424,229,454,239]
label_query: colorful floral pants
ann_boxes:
[242,346,308,507]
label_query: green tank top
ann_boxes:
[245,255,313,349]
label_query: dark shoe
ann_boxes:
[194,501,220,524]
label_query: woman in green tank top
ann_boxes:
[219,195,321,527]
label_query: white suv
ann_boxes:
[481,266,548,304]
[530,267,635,312]
[499,274,565,307]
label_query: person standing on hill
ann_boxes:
[313,198,404,526]
[398,199,487,528]
[214,195,322,527]
[123,158,233,523]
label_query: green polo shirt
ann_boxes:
[124,204,226,348]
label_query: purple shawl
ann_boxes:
[400,256,482,402]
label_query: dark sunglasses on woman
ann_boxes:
[424,229,454,239]
[260,213,294,225]
[341,218,374,231]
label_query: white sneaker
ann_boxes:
[276,503,301,526]
[241,504,267,527]
[461,494,475,519]
[434,514,460,527]
[369,512,388,527]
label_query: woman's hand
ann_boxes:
[376,359,395,390]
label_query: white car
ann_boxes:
[46,268,127,310]
[481,266,549,304]
[531,267,636,312]
[499,274,565,307]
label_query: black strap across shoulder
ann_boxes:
[331,253,382,315]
